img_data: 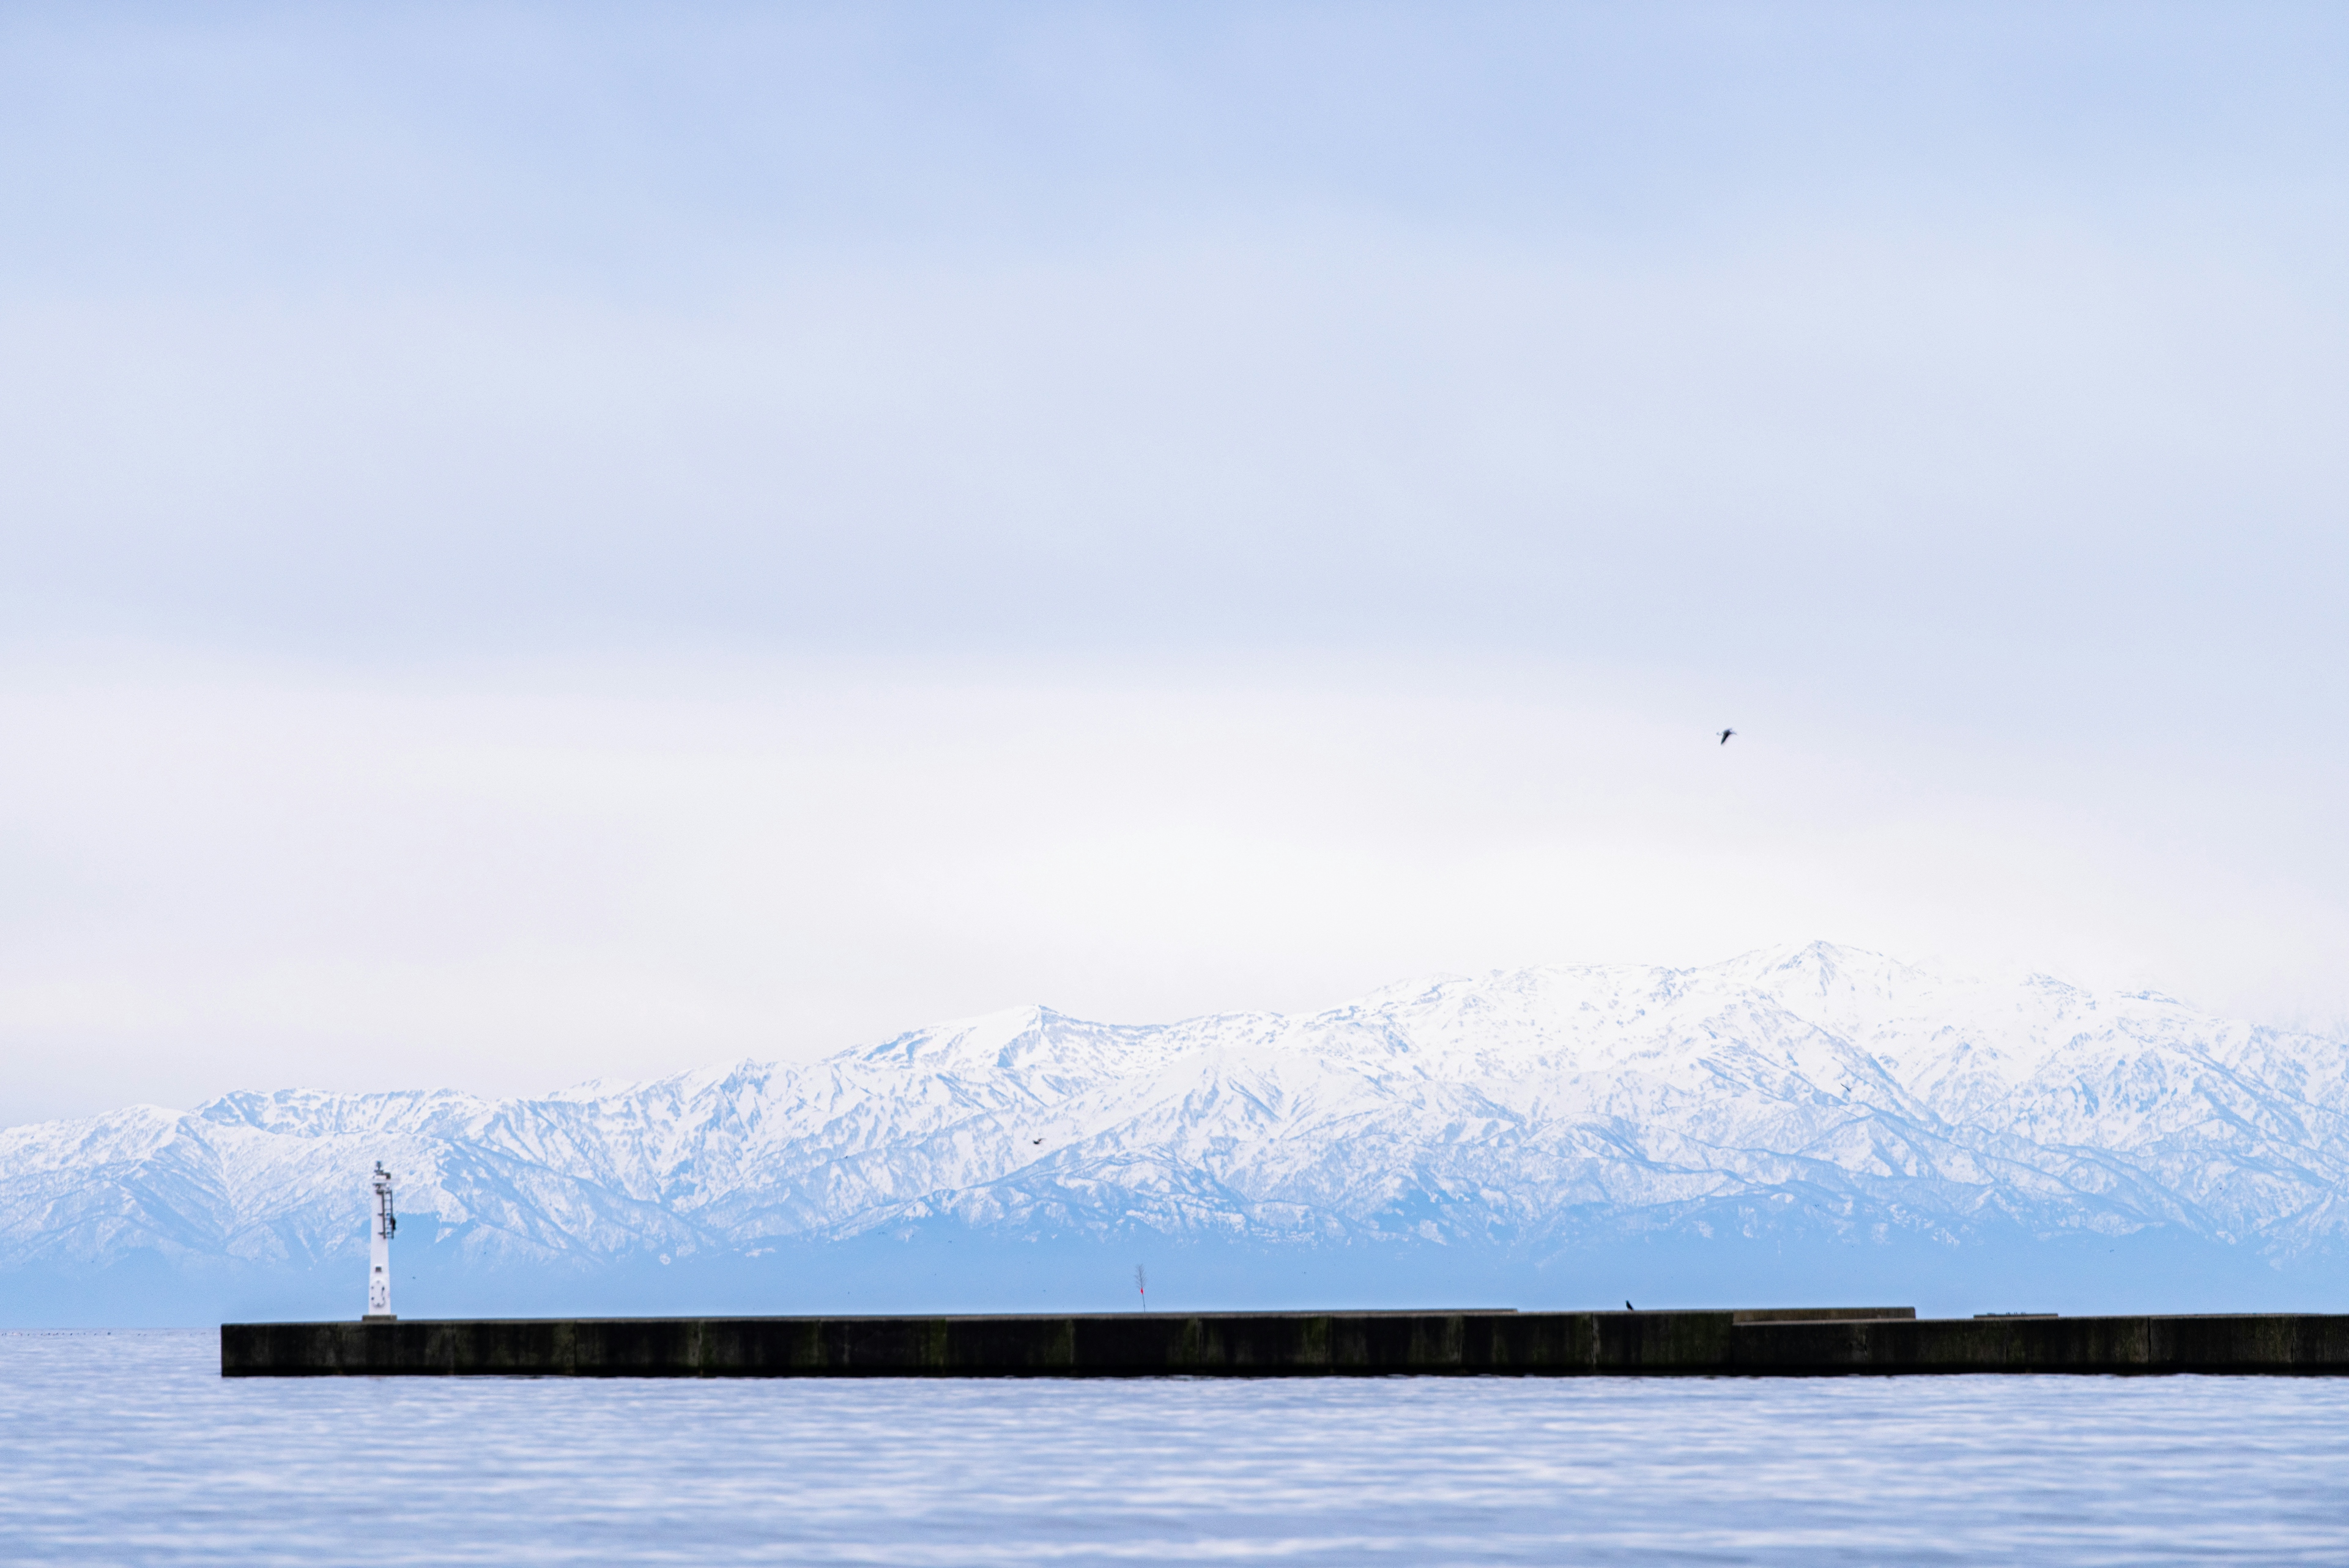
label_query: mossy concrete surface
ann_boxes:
[223,1304,1901,1378]
[1732,1312,2349,1375]
[225,1306,2349,1378]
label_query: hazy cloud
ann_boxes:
[3,3,2344,1119]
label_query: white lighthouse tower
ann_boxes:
[365,1161,397,1321]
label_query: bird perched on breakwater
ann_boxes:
[1625,1300,1635,1310]
[1717,728,1734,745]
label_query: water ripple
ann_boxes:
[3,1331,2345,1564]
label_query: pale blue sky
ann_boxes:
[2,4,2345,1120]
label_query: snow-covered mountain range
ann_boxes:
[8,943,2349,1308]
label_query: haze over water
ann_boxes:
[7,1332,2344,1565]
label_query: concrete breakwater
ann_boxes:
[220,1306,2349,1377]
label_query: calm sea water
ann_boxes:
[3,1329,2345,1565]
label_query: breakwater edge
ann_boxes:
[221,1306,2349,1377]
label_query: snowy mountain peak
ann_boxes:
[4,944,2347,1288]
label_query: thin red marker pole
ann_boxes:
[1135,1264,1147,1311]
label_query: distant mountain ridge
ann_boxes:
[7,943,2349,1314]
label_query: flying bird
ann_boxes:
[1718,728,1734,745]
[1031,1137,1044,1145]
